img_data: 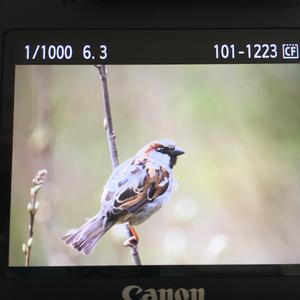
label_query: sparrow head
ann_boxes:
[139,139,184,169]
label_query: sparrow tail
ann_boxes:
[61,213,113,255]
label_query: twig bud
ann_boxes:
[32,169,48,185]
[27,237,33,248]
[22,243,28,254]
[103,118,108,130]
[123,240,131,247]
[27,203,33,212]
[30,184,42,197]
[38,169,48,177]
[34,202,40,212]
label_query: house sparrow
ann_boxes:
[61,139,184,255]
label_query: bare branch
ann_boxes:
[23,169,47,267]
[95,64,142,265]
[124,224,142,265]
[96,65,119,169]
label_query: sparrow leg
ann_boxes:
[123,223,139,247]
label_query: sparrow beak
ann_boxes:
[172,147,185,156]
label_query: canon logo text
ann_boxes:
[122,285,205,300]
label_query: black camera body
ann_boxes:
[1,1,300,299]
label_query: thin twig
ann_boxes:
[23,169,47,267]
[124,225,142,265]
[96,65,119,169]
[95,64,142,265]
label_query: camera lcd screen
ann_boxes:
[3,30,300,268]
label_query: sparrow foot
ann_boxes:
[123,235,138,247]
[123,224,139,247]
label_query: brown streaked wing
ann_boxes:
[111,165,170,215]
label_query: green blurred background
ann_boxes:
[10,64,300,266]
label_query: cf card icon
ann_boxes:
[282,44,299,59]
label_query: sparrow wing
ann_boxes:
[101,156,170,216]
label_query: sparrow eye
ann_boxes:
[156,146,172,154]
